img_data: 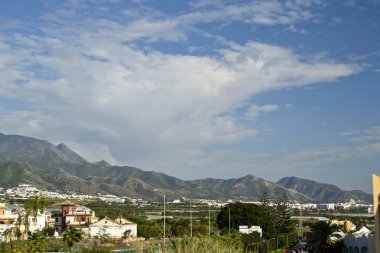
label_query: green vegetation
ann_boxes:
[28,231,47,253]
[217,190,296,241]
[0,192,368,253]
[84,202,137,220]
[167,236,242,253]
[306,221,343,253]
[0,161,24,186]
[63,226,84,251]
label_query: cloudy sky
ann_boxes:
[0,0,379,193]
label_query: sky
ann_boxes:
[0,0,379,193]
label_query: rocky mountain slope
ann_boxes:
[277,176,372,203]
[0,133,372,203]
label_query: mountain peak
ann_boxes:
[57,143,68,149]
[55,143,87,164]
[0,133,373,203]
[277,176,372,203]
[94,160,111,167]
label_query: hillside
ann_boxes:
[0,133,372,203]
[277,176,372,203]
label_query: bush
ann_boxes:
[82,247,112,253]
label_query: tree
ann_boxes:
[63,226,84,252]
[97,227,111,243]
[14,210,23,241]
[30,194,47,220]
[241,231,261,251]
[28,232,46,253]
[137,224,161,239]
[192,224,208,236]
[272,189,294,236]
[307,221,342,253]
[2,226,15,250]
[168,219,189,237]
[122,229,132,239]
[259,192,276,239]
[216,202,263,232]
[24,209,32,239]
[42,227,56,237]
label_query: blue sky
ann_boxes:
[0,0,379,193]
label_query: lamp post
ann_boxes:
[226,205,231,235]
[245,242,258,253]
[154,189,166,247]
[286,233,295,248]
[267,238,275,253]
[286,233,290,248]
[208,202,211,236]
[277,234,285,250]
[189,198,192,237]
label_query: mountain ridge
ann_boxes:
[0,133,372,203]
[277,176,371,203]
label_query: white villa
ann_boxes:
[89,217,137,240]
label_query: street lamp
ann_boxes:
[286,232,296,248]
[225,205,231,235]
[267,238,275,253]
[245,242,260,253]
[286,233,289,248]
[208,202,211,236]
[154,189,166,247]
[277,234,286,250]
[189,198,192,237]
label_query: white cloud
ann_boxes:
[245,104,279,118]
[0,22,359,166]
[339,126,380,144]
[0,2,361,174]
[63,141,119,165]
[262,126,380,174]
[34,0,325,46]
[0,110,47,137]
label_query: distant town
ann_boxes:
[1,183,374,212]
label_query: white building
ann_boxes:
[239,225,262,237]
[343,226,375,253]
[88,217,137,240]
[316,203,335,210]
[28,211,52,233]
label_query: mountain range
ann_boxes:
[0,132,372,203]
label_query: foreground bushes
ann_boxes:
[129,236,243,253]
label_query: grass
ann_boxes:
[128,236,242,253]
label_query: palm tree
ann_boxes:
[307,221,340,253]
[63,226,84,251]
[24,208,32,239]
[30,194,47,220]
[28,232,46,253]
[2,226,15,250]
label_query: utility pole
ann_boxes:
[190,198,192,237]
